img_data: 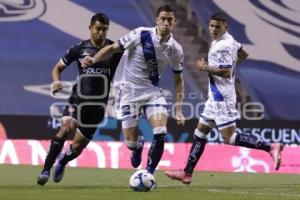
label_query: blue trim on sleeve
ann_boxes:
[219,65,232,68]
[172,69,183,74]
[61,57,70,66]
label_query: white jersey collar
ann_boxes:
[153,27,174,46]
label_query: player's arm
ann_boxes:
[174,73,185,126]
[237,47,248,65]
[82,43,121,67]
[51,60,66,94]
[197,58,231,78]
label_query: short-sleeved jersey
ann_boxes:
[114,27,184,90]
[61,39,122,105]
[207,32,241,102]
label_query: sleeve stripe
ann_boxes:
[219,65,232,68]
[60,58,68,66]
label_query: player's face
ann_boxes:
[156,11,175,37]
[209,20,227,40]
[89,20,108,44]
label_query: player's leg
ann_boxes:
[184,120,212,175]
[165,118,213,184]
[165,100,216,183]
[216,100,284,170]
[37,116,77,185]
[53,128,90,183]
[220,125,283,170]
[53,103,105,182]
[122,120,144,168]
[144,104,170,174]
[116,95,144,168]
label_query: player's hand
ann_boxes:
[81,56,95,68]
[196,58,208,71]
[51,81,63,95]
[175,111,185,126]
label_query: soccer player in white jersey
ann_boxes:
[165,13,284,184]
[83,5,185,174]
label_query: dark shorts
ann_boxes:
[63,101,106,140]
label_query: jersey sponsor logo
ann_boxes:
[82,68,111,74]
[216,49,230,54]
[0,0,46,21]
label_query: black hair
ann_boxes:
[90,13,109,26]
[210,12,227,22]
[156,4,175,17]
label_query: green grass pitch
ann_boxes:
[0,164,299,200]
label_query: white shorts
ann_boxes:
[200,100,240,130]
[115,84,168,121]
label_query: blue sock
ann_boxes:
[146,134,165,174]
[232,133,271,152]
[184,135,207,175]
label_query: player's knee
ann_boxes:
[64,124,77,133]
[61,120,77,134]
[220,127,236,144]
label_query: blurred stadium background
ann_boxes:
[0,0,300,175]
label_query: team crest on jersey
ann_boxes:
[218,55,228,63]
[165,47,172,57]
[0,0,46,22]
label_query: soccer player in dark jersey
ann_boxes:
[37,13,122,185]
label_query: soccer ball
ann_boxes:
[129,170,156,192]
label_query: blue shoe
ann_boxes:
[131,137,144,168]
[37,171,49,185]
[53,162,65,183]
